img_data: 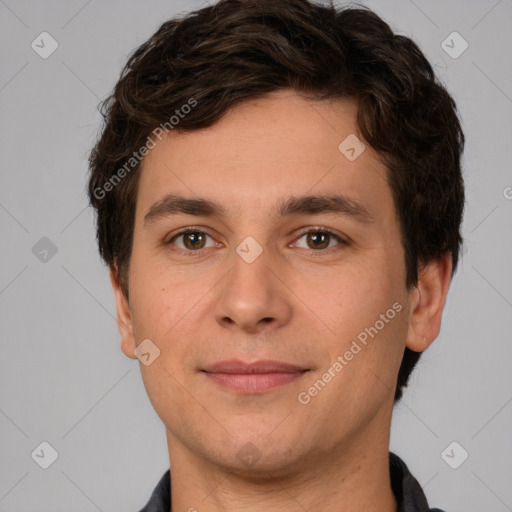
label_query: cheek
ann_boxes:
[127,254,217,382]
[127,262,203,420]
[316,260,400,335]
[307,249,408,384]
[128,250,199,336]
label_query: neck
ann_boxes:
[166,408,397,512]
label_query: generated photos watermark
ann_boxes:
[93,98,198,200]
[298,301,403,405]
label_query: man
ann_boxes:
[88,0,464,510]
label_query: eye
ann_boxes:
[165,226,347,254]
[293,228,347,251]
[166,228,217,252]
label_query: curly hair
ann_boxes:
[88,0,465,402]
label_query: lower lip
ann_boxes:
[203,371,308,393]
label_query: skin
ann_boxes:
[111,89,452,512]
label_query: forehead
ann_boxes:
[135,90,391,221]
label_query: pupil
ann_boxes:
[186,232,204,249]
[309,232,328,249]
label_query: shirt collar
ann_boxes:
[138,451,444,512]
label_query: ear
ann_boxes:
[110,267,137,359]
[406,253,453,352]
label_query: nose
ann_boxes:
[213,247,293,334]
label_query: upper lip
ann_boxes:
[202,359,308,374]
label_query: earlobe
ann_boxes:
[109,267,137,359]
[405,253,453,353]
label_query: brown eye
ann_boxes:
[306,232,330,249]
[168,229,215,251]
[294,229,346,252]
[182,232,206,250]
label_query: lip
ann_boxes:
[202,359,310,393]
[203,359,307,374]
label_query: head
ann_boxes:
[88,0,464,472]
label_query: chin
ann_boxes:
[204,434,310,478]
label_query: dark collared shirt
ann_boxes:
[138,451,445,512]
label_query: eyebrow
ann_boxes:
[143,193,374,226]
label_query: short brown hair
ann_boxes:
[88,0,465,402]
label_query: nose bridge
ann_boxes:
[214,240,292,332]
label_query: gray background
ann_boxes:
[1,0,511,510]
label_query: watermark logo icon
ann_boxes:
[32,237,58,263]
[237,442,263,467]
[31,441,59,469]
[31,32,59,59]
[338,134,366,161]
[134,338,161,366]
[441,32,468,59]
[441,441,469,469]
[236,236,263,263]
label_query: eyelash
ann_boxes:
[164,226,348,255]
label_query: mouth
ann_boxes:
[201,359,310,394]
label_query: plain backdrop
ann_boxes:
[1,0,511,511]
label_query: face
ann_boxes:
[115,90,418,475]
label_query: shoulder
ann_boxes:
[389,452,447,512]
[137,469,171,512]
